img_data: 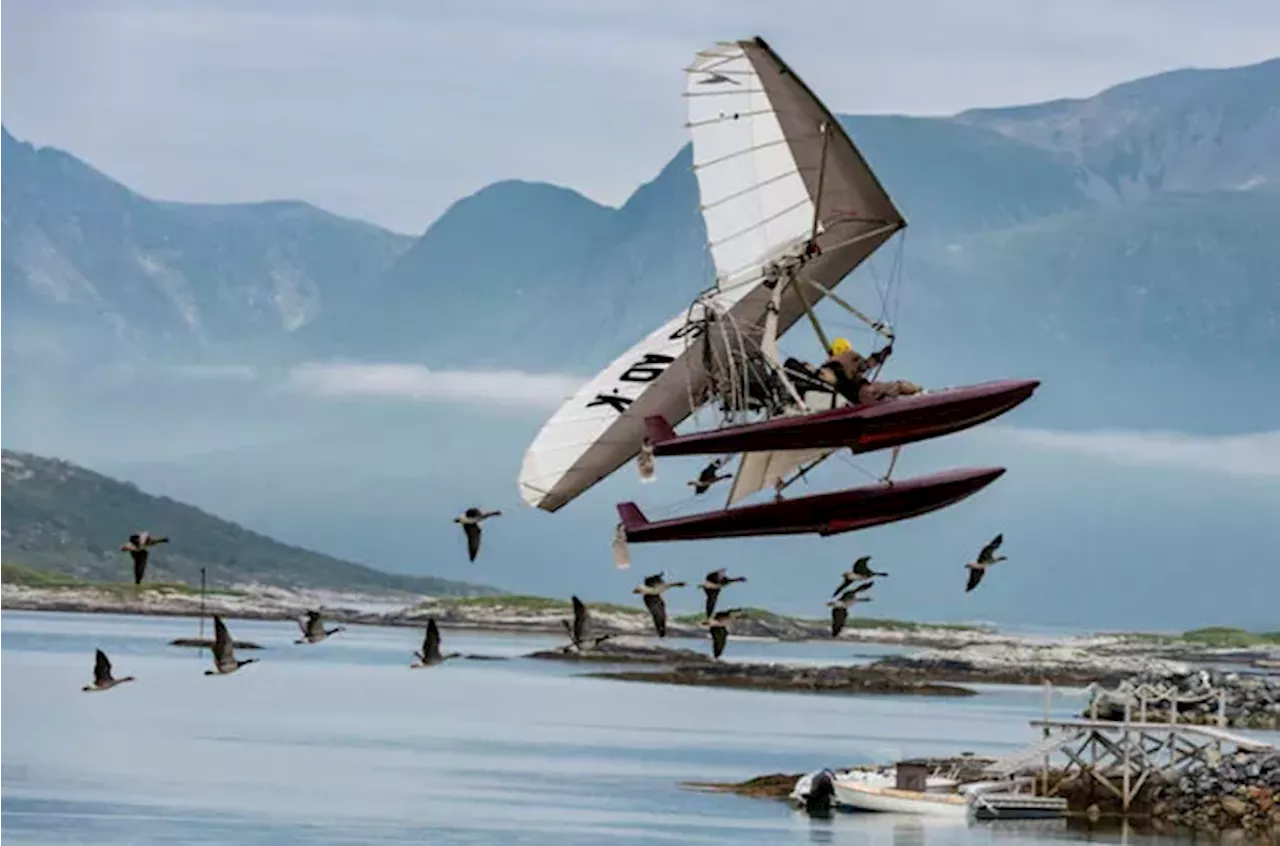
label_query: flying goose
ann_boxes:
[411,618,461,668]
[828,581,875,637]
[454,507,502,562]
[832,556,887,597]
[632,572,686,638]
[560,595,616,651]
[82,649,135,692]
[120,531,169,585]
[965,534,1007,593]
[700,567,746,618]
[701,608,744,659]
[295,609,345,644]
[688,459,732,495]
[204,615,258,676]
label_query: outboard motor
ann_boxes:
[804,768,836,818]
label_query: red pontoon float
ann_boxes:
[644,379,1039,458]
[616,466,1005,543]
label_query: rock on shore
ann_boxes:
[871,643,1190,688]
[589,663,978,697]
[526,640,714,664]
[1087,668,1280,730]
[1160,751,1280,836]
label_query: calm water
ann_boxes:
[2,611,1207,845]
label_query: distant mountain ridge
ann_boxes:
[0,449,500,596]
[1,127,412,363]
[956,57,1280,203]
[3,56,1278,436]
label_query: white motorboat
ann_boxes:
[832,779,970,817]
[791,767,959,809]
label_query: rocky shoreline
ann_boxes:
[1085,668,1280,731]
[5,584,1277,690]
[0,582,1019,645]
[589,663,978,697]
[1159,751,1280,835]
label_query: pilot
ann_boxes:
[816,337,922,405]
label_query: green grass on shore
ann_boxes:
[1179,627,1280,648]
[1108,627,1280,648]
[429,594,644,616]
[672,606,989,632]
[2,562,244,597]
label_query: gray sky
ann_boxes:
[5,0,1280,234]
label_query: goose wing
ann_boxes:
[702,585,721,619]
[93,649,113,685]
[978,534,1003,563]
[965,566,986,593]
[643,572,663,587]
[710,625,728,659]
[462,522,482,561]
[851,556,873,578]
[130,549,149,585]
[425,619,442,661]
[831,574,854,598]
[850,580,875,598]
[831,605,849,638]
[642,592,667,637]
[212,615,234,665]
[571,596,587,644]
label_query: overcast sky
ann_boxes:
[5,0,1280,234]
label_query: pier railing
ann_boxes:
[986,680,1273,812]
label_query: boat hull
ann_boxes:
[833,781,969,817]
[646,379,1039,457]
[617,466,1005,543]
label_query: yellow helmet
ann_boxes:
[830,337,852,356]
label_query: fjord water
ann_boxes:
[3,612,1197,845]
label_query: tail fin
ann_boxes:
[616,502,648,534]
[643,415,677,445]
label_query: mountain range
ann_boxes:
[2,57,1277,630]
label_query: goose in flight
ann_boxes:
[295,610,345,644]
[701,608,744,659]
[632,572,686,638]
[828,581,875,637]
[411,619,462,668]
[454,507,502,562]
[965,534,1007,593]
[560,595,615,651]
[82,649,135,692]
[205,615,258,676]
[832,556,886,597]
[687,459,732,495]
[120,531,169,585]
[699,568,746,618]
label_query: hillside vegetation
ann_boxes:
[1,450,499,597]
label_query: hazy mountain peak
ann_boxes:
[955,58,1280,204]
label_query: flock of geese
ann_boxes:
[82,514,1009,690]
[83,609,462,691]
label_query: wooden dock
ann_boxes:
[984,712,1275,812]
[977,678,1277,813]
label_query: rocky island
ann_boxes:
[591,662,977,697]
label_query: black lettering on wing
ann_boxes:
[620,353,675,383]
[669,321,707,342]
[587,393,633,414]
